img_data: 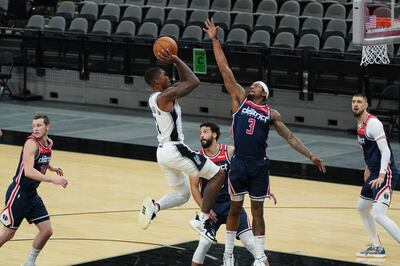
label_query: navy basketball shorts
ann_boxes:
[361,167,399,207]
[1,183,49,229]
[212,201,251,238]
[228,155,270,200]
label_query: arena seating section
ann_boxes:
[0,0,400,99]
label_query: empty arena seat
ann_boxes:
[276,15,299,36]
[143,6,165,26]
[121,5,142,24]
[125,0,145,5]
[210,0,231,12]
[25,14,45,31]
[44,16,66,37]
[297,33,320,51]
[232,0,253,14]
[187,10,208,27]
[56,1,75,21]
[226,28,248,46]
[279,0,300,17]
[91,19,112,36]
[99,3,120,24]
[146,0,167,7]
[165,8,186,28]
[189,0,209,10]
[301,2,323,18]
[324,3,346,20]
[113,20,136,38]
[255,0,277,15]
[159,23,180,40]
[300,17,323,37]
[271,32,295,49]
[321,35,345,53]
[323,19,347,40]
[136,21,158,39]
[167,0,188,9]
[212,11,231,31]
[231,12,253,32]
[181,25,202,42]
[78,1,98,22]
[248,30,270,48]
[67,17,89,35]
[254,14,275,35]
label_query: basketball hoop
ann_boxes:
[360,44,390,66]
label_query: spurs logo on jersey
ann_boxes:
[148,92,184,145]
[199,144,231,204]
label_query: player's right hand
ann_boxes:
[203,18,219,39]
[51,177,68,188]
[157,48,177,64]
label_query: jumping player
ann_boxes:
[190,122,277,265]
[0,114,68,266]
[138,48,225,243]
[352,93,400,258]
[201,19,326,266]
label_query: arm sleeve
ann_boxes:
[366,118,390,173]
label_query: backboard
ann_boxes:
[353,0,400,45]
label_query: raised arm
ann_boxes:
[271,109,326,173]
[22,139,68,188]
[204,19,246,112]
[157,50,200,111]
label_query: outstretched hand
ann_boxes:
[157,48,178,64]
[311,155,326,173]
[203,18,219,40]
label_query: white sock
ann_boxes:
[254,235,265,259]
[239,230,256,259]
[25,247,40,264]
[224,231,236,255]
[357,198,381,246]
[154,202,160,214]
[372,202,400,243]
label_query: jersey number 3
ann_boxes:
[246,118,256,135]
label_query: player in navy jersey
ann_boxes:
[352,93,400,258]
[0,115,68,266]
[203,19,326,266]
[190,122,277,266]
[139,48,226,243]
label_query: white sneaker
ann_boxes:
[253,256,269,266]
[356,244,386,258]
[189,215,217,243]
[223,252,235,266]
[138,197,156,230]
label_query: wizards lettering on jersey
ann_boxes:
[13,134,52,191]
[232,99,271,158]
[199,144,231,204]
[357,114,397,173]
[241,106,269,123]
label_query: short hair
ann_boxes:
[33,114,50,125]
[200,122,220,141]
[144,67,162,85]
[352,93,368,101]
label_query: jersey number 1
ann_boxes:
[246,118,255,135]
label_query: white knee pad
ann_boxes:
[371,202,388,223]
[192,236,212,264]
[357,198,373,214]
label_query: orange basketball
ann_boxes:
[153,36,178,59]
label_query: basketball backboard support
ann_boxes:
[353,0,400,45]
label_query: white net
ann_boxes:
[361,44,390,66]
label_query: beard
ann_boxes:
[352,110,363,117]
[200,138,213,149]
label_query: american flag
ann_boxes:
[365,15,377,30]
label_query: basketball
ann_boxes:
[153,36,178,59]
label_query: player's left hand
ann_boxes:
[311,155,326,173]
[267,192,277,205]
[49,165,64,176]
[369,173,385,189]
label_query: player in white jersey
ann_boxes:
[138,48,226,243]
[352,93,400,258]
